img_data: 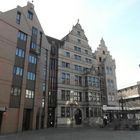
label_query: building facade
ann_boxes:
[118,82,140,117]
[0,2,118,133]
[56,22,118,127]
[0,2,50,133]
[95,39,117,106]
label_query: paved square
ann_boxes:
[0,127,140,140]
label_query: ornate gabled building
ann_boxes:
[95,38,117,106]
[0,2,50,133]
[56,22,102,127]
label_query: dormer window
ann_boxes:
[16,11,21,24]
[27,10,33,20]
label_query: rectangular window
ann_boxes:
[25,89,34,98]
[86,107,89,118]
[74,92,82,102]
[27,10,33,20]
[16,48,25,58]
[61,107,70,118]
[75,75,82,86]
[64,52,70,57]
[85,50,88,54]
[77,31,80,36]
[11,87,21,96]
[77,39,81,44]
[61,90,65,101]
[74,65,82,72]
[32,27,38,35]
[87,76,100,88]
[85,58,92,63]
[61,90,70,101]
[13,66,23,76]
[31,42,37,49]
[18,31,27,41]
[16,11,21,24]
[62,61,70,68]
[29,54,37,64]
[42,82,46,92]
[74,46,81,52]
[66,107,70,117]
[27,72,36,80]
[62,73,70,84]
[74,55,81,61]
[88,92,92,101]
[61,107,65,117]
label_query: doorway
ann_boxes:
[74,109,82,125]
[22,109,32,131]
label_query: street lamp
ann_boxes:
[66,91,78,127]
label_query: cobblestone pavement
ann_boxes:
[0,127,140,140]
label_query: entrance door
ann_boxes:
[22,109,32,131]
[0,112,3,133]
[75,109,82,125]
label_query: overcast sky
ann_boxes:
[1,0,140,89]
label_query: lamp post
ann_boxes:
[66,91,78,127]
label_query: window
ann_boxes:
[66,107,70,117]
[110,67,113,75]
[64,52,70,57]
[62,61,70,68]
[61,107,65,117]
[74,46,81,52]
[62,73,70,84]
[74,54,81,61]
[87,76,100,88]
[88,92,92,101]
[13,66,23,76]
[74,65,82,72]
[16,48,25,58]
[25,89,34,98]
[61,107,70,117]
[27,10,33,20]
[32,27,38,35]
[83,67,90,73]
[74,92,82,102]
[86,107,89,118]
[85,50,88,54]
[42,98,45,108]
[18,31,27,41]
[77,39,81,44]
[77,31,80,36]
[31,42,37,49]
[42,82,46,92]
[27,72,35,80]
[11,87,21,96]
[61,90,70,101]
[29,54,37,64]
[90,108,93,117]
[16,11,21,24]
[85,58,91,63]
[99,57,102,62]
[75,75,82,86]
[107,79,114,88]
[85,92,88,101]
